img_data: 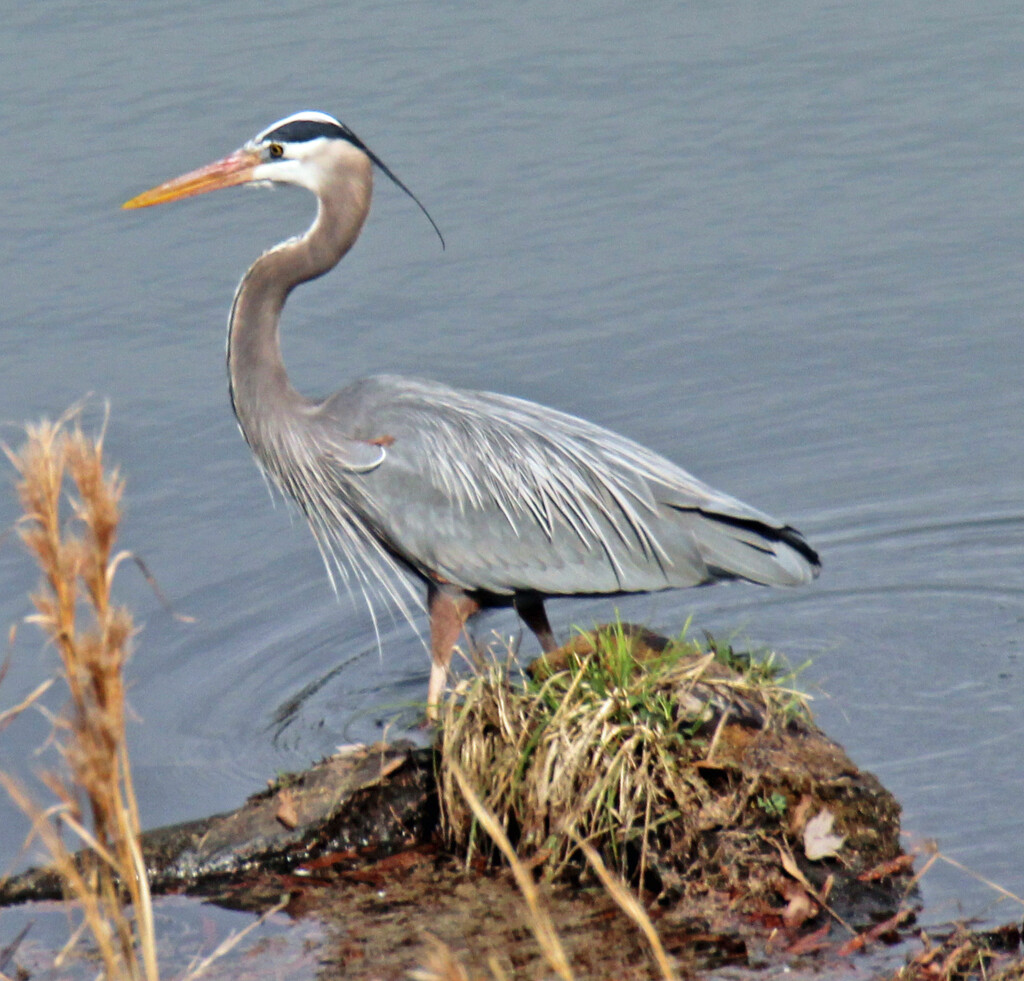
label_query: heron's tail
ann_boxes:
[669,506,821,587]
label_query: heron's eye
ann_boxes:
[268,142,284,159]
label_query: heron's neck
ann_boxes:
[226,173,372,452]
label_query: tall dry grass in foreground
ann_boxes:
[413,761,681,981]
[1,412,158,981]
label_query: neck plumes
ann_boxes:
[227,163,372,465]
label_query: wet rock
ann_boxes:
[0,741,435,904]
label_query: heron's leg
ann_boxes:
[426,584,480,720]
[513,593,558,653]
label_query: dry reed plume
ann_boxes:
[1,411,158,981]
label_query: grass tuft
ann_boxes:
[438,619,810,888]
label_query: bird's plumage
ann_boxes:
[314,375,817,594]
[124,110,820,715]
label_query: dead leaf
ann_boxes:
[276,789,299,829]
[777,844,815,894]
[857,853,915,881]
[803,809,844,861]
[785,920,831,956]
[379,754,408,779]
[788,794,815,836]
[299,849,361,871]
[780,878,818,929]
[835,907,913,957]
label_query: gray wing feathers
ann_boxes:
[319,377,819,597]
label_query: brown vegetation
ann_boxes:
[1,411,158,980]
[437,621,901,918]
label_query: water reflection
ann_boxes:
[0,898,321,980]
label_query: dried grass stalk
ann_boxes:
[2,411,158,981]
[573,836,680,981]
[447,762,574,981]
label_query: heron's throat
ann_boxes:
[226,179,372,459]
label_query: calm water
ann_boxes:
[1,0,1021,931]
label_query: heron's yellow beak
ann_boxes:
[122,148,262,209]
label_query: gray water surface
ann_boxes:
[0,0,1021,927]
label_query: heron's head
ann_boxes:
[123,110,443,245]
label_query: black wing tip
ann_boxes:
[777,524,822,575]
[690,508,822,579]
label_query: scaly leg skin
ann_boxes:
[513,592,558,653]
[426,584,481,722]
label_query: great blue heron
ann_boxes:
[123,110,820,716]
